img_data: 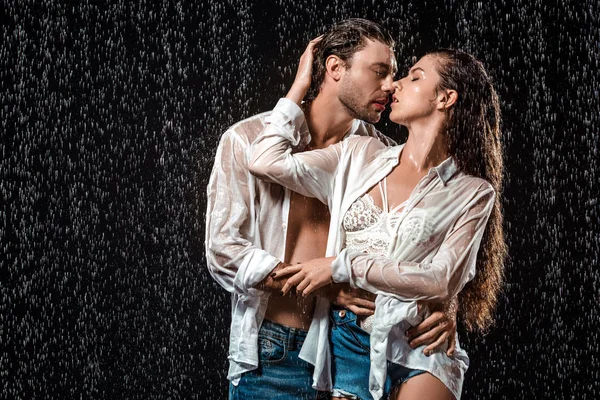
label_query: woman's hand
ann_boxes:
[285,35,323,105]
[272,256,334,296]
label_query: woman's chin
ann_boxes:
[388,112,403,125]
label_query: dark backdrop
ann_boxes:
[2,0,599,399]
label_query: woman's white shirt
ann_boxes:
[250,98,495,399]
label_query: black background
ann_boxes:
[2,0,599,399]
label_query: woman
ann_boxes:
[249,39,505,400]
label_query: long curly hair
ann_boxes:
[429,49,507,332]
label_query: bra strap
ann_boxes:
[378,177,389,213]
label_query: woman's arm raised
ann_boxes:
[248,37,343,204]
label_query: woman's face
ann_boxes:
[389,54,443,125]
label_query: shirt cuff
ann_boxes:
[234,251,281,295]
[331,249,352,284]
[264,98,308,145]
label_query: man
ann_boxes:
[206,19,455,399]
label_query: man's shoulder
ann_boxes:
[222,111,272,145]
[343,135,387,154]
[350,120,396,146]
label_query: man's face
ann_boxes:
[338,39,397,123]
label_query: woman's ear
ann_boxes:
[325,55,345,81]
[437,89,458,110]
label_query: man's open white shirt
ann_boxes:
[205,103,394,389]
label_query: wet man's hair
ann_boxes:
[306,18,395,100]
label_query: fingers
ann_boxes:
[280,273,304,295]
[351,288,377,302]
[308,35,324,46]
[347,304,375,317]
[352,298,376,310]
[332,290,375,311]
[272,265,303,278]
[301,283,317,297]
[408,322,446,348]
[422,331,449,356]
[406,311,444,340]
[295,278,310,295]
[446,330,456,357]
[301,279,329,297]
[300,35,323,63]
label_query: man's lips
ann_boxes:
[372,99,389,110]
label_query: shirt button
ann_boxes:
[339,310,346,318]
[282,223,287,229]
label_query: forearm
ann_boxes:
[248,100,340,203]
[332,189,494,302]
[332,250,458,303]
[206,244,282,294]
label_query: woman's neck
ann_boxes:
[402,118,449,172]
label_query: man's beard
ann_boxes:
[338,81,381,124]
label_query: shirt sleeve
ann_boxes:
[205,129,281,298]
[248,98,343,205]
[331,183,495,302]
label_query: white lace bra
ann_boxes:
[343,179,407,255]
[342,178,407,332]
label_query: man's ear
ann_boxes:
[325,55,345,81]
[437,89,458,110]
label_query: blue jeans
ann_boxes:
[330,309,425,400]
[229,320,328,400]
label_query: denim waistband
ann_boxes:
[330,307,359,326]
[260,319,309,349]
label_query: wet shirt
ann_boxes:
[249,98,495,399]
[205,107,394,387]
[343,181,406,333]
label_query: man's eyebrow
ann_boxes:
[370,62,392,71]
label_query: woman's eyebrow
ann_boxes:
[408,66,425,74]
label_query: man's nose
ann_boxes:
[382,75,395,92]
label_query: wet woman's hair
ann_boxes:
[306,18,395,100]
[428,49,507,332]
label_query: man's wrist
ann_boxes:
[257,262,291,293]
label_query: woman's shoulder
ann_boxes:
[453,172,495,196]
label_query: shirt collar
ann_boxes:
[344,118,362,139]
[381,144,458,185]
[381,143,405,159]
[433,156,458,185]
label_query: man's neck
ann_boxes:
[304,95,355,150]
